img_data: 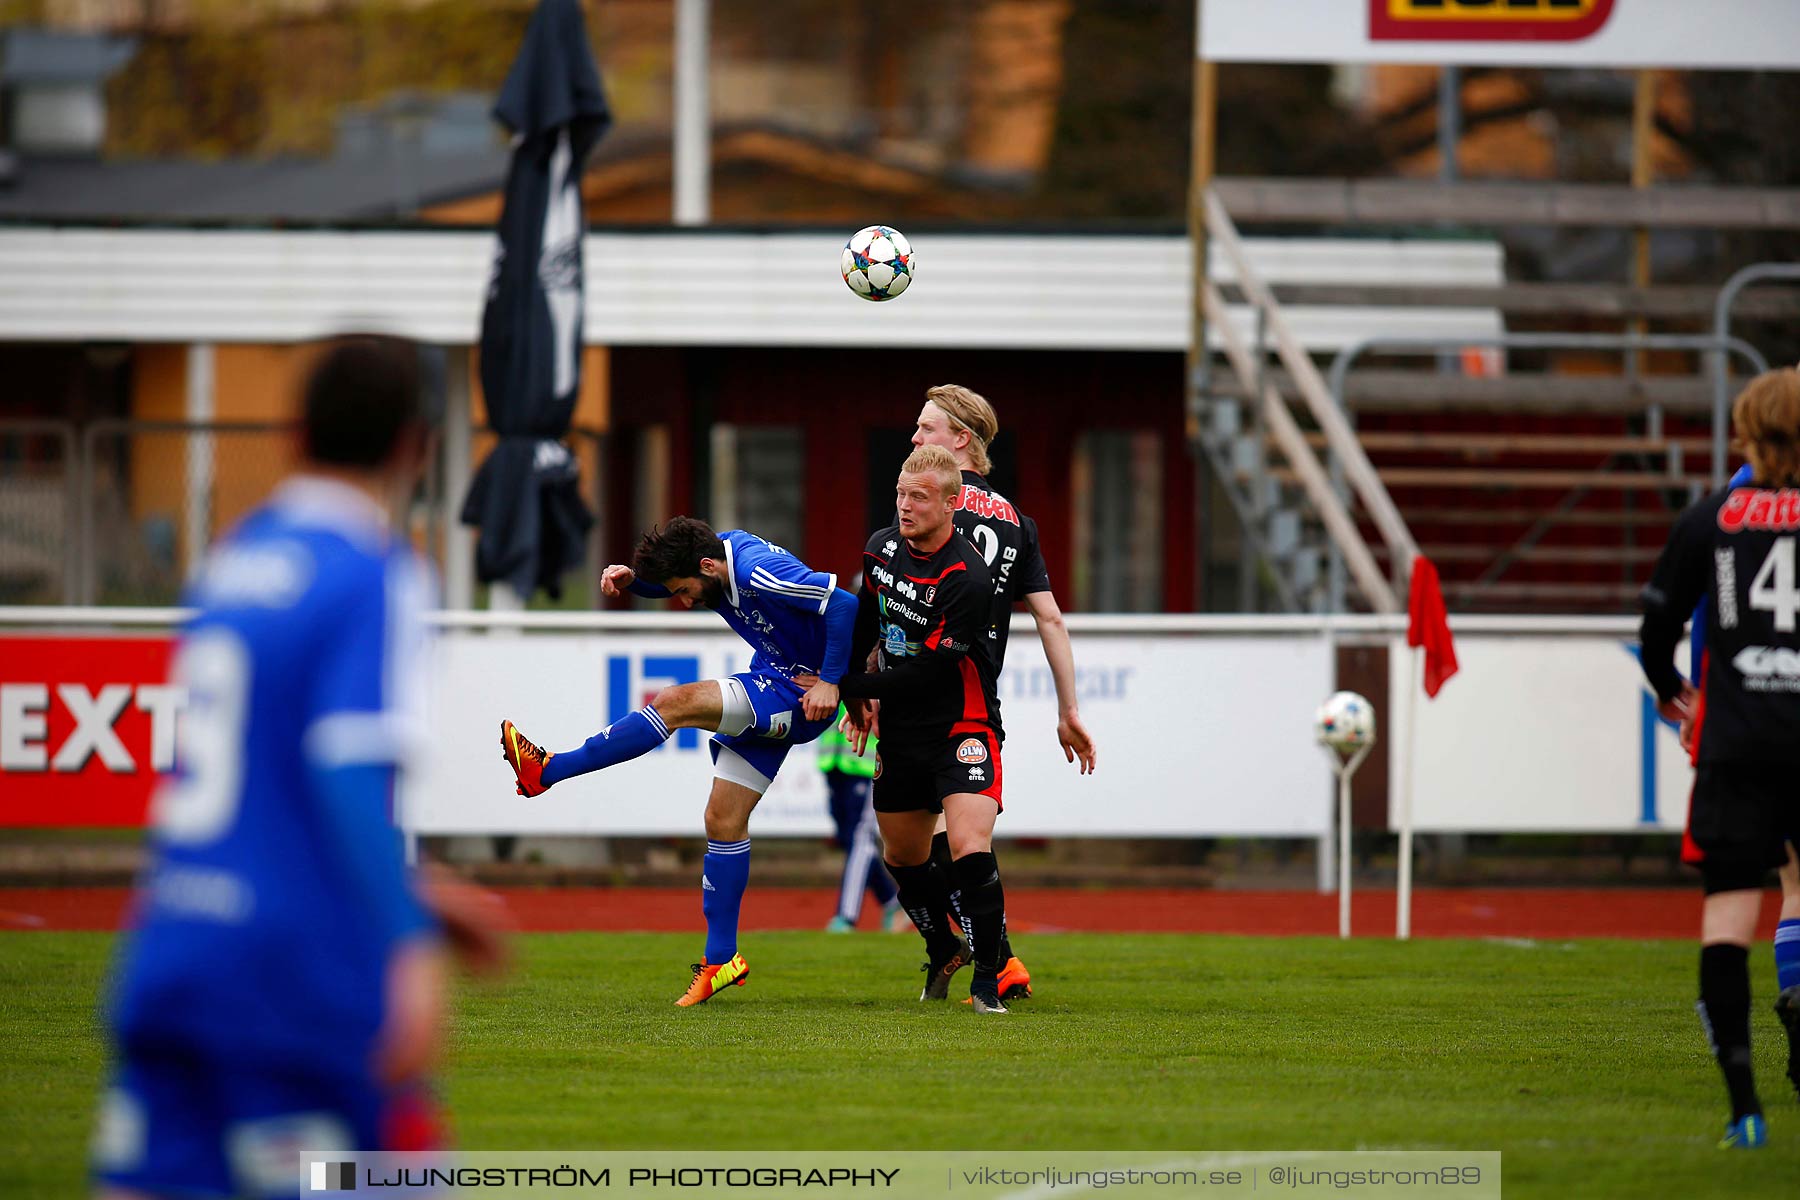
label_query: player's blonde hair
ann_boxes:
[1733,367,1800,486]
[900,444,963,502]
[925,384,997,475]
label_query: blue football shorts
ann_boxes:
[708,670,834,791]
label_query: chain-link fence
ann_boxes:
[2,419,607,607]
[0,420,78,605]
[80,420,297,606]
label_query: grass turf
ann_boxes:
[1,931,1796,1198]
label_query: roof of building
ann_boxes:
[0,225,1504,352]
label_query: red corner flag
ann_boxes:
[1407,555,1459,698]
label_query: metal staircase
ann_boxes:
[1194,189,1417,615]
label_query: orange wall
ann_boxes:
[127,341,608,572]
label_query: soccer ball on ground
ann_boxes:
[1315,690,1376,752]
[841,225,915,301]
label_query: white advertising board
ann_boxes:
[1389,633,1693,833]
[405,628,1335,838]
[1200,0,1800,71]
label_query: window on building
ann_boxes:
[1072,430,1162,612]
[710,424,805,554]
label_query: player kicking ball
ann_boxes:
[799,445,1014,1014]
[500,517,855,1006]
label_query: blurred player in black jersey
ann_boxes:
[903,384,1099,1001]
[1639,367,1800,1150]
[801,445,1014,1013]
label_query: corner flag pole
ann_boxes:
[1396,643,1420,941]
[1326,739,1374,940]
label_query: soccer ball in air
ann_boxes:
[1315,691,1376,752]
[841,225,915,301]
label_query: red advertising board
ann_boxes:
[1369,0,1616,43]
[0,634,178,826]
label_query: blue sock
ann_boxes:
[702,839,751,964]
[540,707,671,786]
[1777,919,1800,992]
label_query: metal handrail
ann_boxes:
[1200,280,1394,612]
[1327,333,1771,501]
[1203,189,1414,613]
[1712,263,1800,486]
[1325,332,1770,613]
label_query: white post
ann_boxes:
[1322,740,1373,940]
[673,0,711,226]
[185,342,215,580]
[1338,767,1353,939]
[1396,644,1421,941]
[443,348,474,611]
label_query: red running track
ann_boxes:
[0,886,1787,939]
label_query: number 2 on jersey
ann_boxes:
[971,524,999,565]
[1749,536,1800,632]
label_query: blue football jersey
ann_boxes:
[712,530,843,678]
[107,477,436,1077]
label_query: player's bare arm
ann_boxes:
[420,863,514,978]
[373,937,449,1087]
[1024,590,1097,774]
[801,679,840,723]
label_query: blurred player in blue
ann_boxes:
[501,517,856,1005]
[1683,459,1800,1110]
[93,337,508,1200]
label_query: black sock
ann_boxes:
[889,860,959,958]
[935,831,1015,959]
[950,851,1006,980]
[929,832,963,936]
[1699,943,1762,1121]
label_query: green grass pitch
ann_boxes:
[2,931,1795,1198]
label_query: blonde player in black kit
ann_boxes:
[904,385,1098,1001]
[801,445,1014,1013]
[1639,367,1800,1151]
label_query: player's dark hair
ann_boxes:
[301,335,424,468]
[634,517,727,583]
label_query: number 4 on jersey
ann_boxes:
[1749,536,1800,632]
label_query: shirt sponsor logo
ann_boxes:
[883,623,909,657]
[1733,645,1800,682]
[1718,488,1800,533]
[1369,0,1615,43]
[955,485,1020,526]
[956,737,989,765]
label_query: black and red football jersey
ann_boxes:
[1641,485,1800,765]
[951,471,1052,672]
[841,524,1003,748]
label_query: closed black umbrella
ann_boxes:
[461,0,611,600]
